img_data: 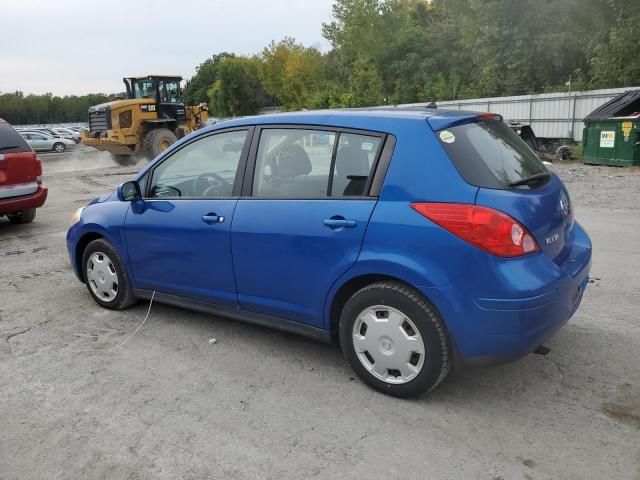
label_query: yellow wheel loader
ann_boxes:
[81,75,208,162]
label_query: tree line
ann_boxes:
[0,92,109,125]
[2,0,639,124]
[185,0,640,117]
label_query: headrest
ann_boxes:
[336,145,370,176]
[275,145,312,178]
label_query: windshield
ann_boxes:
[132,79,156,99]
[437,120,548,189]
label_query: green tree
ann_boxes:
[208,56,268,117]
[183,53,235,105]
[591,19,640,88]
[259,38,325,110]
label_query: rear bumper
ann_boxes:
[421,222,592,366]
[0,184,48,215]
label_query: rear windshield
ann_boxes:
[437,120,548,189]
[0,122,31,154]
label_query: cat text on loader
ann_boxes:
[81,75,208,163]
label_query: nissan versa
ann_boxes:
[66,109,591,397]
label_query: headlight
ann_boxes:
[70,207,85,226]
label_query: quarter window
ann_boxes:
[148,130,247,198]
[253,129,336,197]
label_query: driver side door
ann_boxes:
[124,128,252,307]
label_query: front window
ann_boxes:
[132,79,156,99]
[148,130,248,198]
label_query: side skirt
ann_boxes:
[133,289,332,343]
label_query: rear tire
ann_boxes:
[339,281,451,398]
[143,128,177,159]
[53,142,66,153]
[82,239,137,310]
[7,209,36,224]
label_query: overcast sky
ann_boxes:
[0,0,335,96]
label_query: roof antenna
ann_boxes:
[425,101,437,109]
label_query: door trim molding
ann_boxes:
[133,289,332,343]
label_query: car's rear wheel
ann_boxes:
[339,281,451,398]
[53,142,66,153]
[82,239,136,310]
[7,208,36,224]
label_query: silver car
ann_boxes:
[20,131,75,153]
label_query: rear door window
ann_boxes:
[332,133,382,196]
[437,120,548,189]
[0,123,31,154]
[252,129,336,197]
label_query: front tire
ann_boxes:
[339,282,451,398]
[53,142,66,153]
[82,239,137,310]
[7,208,36,224]
[143,128,177,159]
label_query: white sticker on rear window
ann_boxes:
[439,130,456,144]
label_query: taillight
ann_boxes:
[35,155,42,177]
[410,202,539,257]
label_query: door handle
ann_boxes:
[323,217,357,229]
[202,213,224,224]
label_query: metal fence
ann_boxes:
[397,86,640,142]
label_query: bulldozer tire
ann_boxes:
[143,128,178,159]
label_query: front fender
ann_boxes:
[70,200,131,279]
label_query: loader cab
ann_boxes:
[123,75,186,123]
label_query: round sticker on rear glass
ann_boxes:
[439,130,455,144]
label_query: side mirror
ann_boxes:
[118,181,142,202]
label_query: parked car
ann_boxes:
[0,118,47,223]
[17,127,69,139]
[67,109,592,397]
[51,127,81,143]
[20,131,75,153]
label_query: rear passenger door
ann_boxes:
[231,127,387,328]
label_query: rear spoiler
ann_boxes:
[427,112,503,132]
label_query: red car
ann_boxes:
[0,118,47,223]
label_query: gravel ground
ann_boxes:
[1,153,639,480]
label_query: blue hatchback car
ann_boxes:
[67,109,591,397]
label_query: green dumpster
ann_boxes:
[582,90,640,166]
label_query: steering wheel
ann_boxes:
[193,172,231,197]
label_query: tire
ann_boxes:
[556,145,572,161]
[53,142,66,153]
[339,281,451,398]
[7,208,36,224]
[143,128,177,159]
[82,239,137,310]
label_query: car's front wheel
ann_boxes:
[53,142,66,153]
[339,282,451,398]
[82,239,136,310]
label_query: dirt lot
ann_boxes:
[1,149,639,480]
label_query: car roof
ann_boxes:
[208,107,482,134]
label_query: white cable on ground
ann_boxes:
[119,290,155,347]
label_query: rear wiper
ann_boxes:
[508,171,550,188]
[0,145,19,152]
